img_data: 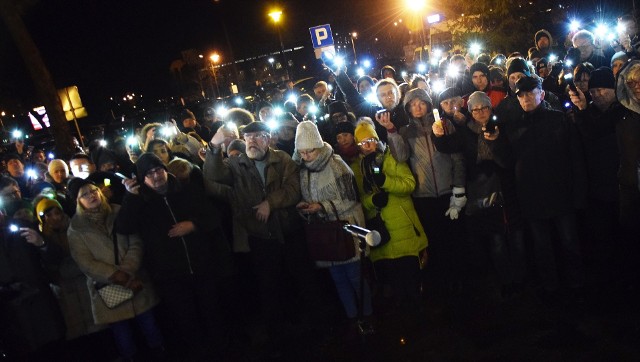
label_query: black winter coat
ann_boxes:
[491,102,587,219]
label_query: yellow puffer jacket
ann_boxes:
[352,147,428,262]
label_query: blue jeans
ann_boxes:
[109,309,163,358]
[528,213,584,291]
[329,261,372,319]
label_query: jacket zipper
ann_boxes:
[163,196,194,274]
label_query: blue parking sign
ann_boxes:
[309,24,334,49]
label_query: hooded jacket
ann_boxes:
[387,88,466,198]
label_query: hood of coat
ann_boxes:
[403,88,434,117]
[616,60,640,114]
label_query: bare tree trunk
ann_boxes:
[0,0,76,158]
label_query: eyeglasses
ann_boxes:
[243,132,269,141]
[357,138,378,147]
[471,106,491,114]
[626,79,640,88]
[79,188,99,199]
[298,149,317,156]
[145,167,166,178]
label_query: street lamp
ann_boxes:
[268,9,290,80]
[351,32,358,64]
[210,53,221,98]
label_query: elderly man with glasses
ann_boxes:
[487,76,587,302]
[204,121,324,355]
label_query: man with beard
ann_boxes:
[203,121,322,355]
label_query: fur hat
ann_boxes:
[295,121,324,150]
[225,108,254,126]
[588,67,615,90]
[467,91,492,112]
[535,29,552,48]
[354,120,379,143]
[35,198,62,224]
[135,153,167,182]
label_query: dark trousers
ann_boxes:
[374,256,421,310]
[153,272,222,359]
[248,231,321,339]
[413,195,466,288]
[528,213,584,291]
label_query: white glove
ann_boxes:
[444,187,467,220]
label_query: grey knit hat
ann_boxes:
[467,91,492,112]
[295,121,324,150]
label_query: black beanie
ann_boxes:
[67,177,96,203]
[507,58,531,77]
[135,153,167,181]
[328,101,348,116]
[438,87,462,102]
[334,122,355,136]
[469,62,490,77]
[588,67,615,90]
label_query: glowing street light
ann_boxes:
[406,0,426,11]
[210,53,221,98]
[351,32,358,64]
[268,9,289,79]
[469,43,481,55]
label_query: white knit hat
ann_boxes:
[295,121,324,150]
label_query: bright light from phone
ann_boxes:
[447,65,460,78]
[569,20,581,32]
[267,119,278,130]
[366,93,378,104]
[126,136,137,146]
[9,224,18,233]
[161,127,173,137]
[606,33,616,42]
[526,60,533,67]
[287,94,297,103]
[594,24,608,39]
[328,84,333,91]
[48,153,54,159]
[234,97,243,105]
[99,139,107,147]
[356,68,365,77]
[469,43,481,55]
[12,130,22,139]
[363,60,371,68]
[334,56,345,68]
[216,106,228,117]
[433,49,443,58]
[273,107,283,116]
[401,71,408,77]
[418,63,427,73]
[617,23,627,34]
[309,105,318,114]
[549,54,558,62]
[432,80,445,94]
[26,169,36,179]
[566,60,573,67]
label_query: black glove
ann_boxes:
[550,62,563,78]
[372,191,389,208]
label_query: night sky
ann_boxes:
[0,0,399,113]
[0,0,633,117]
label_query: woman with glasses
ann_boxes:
[352,120,427,321]
[67,178,164,360]
[433,91,526,298]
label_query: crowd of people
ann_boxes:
[1,17,639,361]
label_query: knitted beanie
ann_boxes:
[507,58,531,77]
[335,121,355,136]
[467,91,492,112]
[294,121,324,150]
[354,121,379,143]
[588,67,615,90]
[48,159,68,175]
[36,198,62,224]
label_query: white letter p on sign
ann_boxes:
[315,28,328,46]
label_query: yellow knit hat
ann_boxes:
[354,121,379,144]
[36,198,62,224]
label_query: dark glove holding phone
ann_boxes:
[550,62,563,78]
[372,191,389,208]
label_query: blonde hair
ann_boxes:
[75,185,111,215]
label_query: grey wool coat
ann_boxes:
[68,205,159,325]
